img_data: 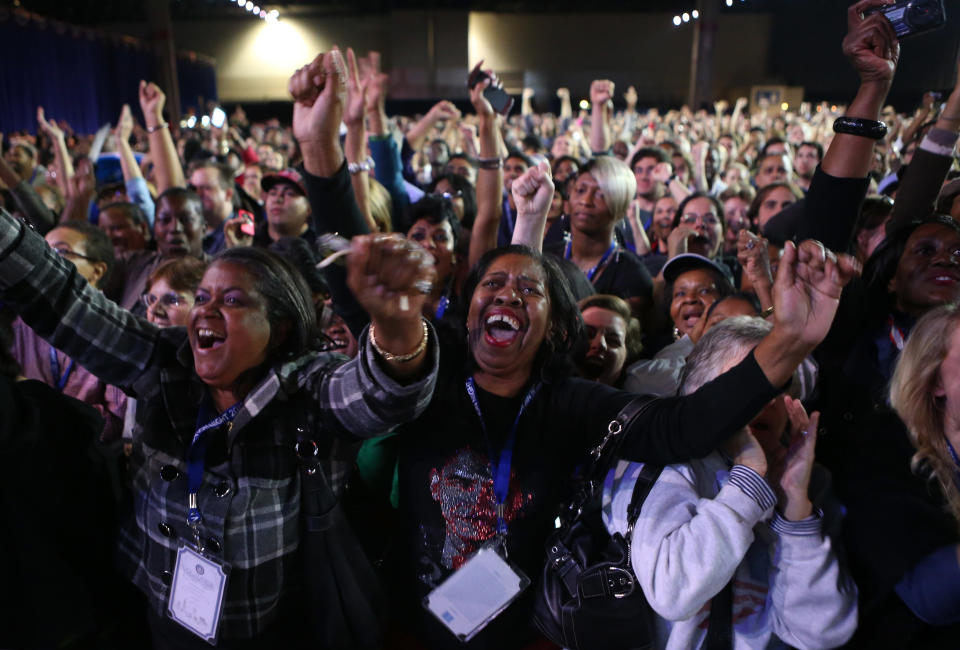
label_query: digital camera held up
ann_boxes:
[866,0,946,39]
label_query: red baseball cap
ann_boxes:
[261,168,306,196]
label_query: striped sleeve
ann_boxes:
[0,211,162,389]
[321,322,439,438]
[728,465,777,512]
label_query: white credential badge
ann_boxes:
[424,546,529,642]
[168,544,229,643]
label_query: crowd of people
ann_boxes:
[2,0,960,647]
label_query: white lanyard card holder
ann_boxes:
[423,546,530,642]
[167,543,230,644]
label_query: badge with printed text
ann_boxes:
[167,544,230,644]
[423,546,530,642]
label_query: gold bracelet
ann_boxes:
[369,319,429,362]
[761,306,775,318]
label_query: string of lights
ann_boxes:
[672,0,746,27]
[226,0,280,23]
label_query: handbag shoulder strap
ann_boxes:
[704,579,733,649]
[625,463,663,534]
[587,395,658,481]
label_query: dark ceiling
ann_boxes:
[3,0,800,24]
[5,0,957,106]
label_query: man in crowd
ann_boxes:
[189,161,236,255]
[793,141,823,192]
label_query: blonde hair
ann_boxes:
[581,156,636,222]
[368,178,393,233]
[890,303,960,530]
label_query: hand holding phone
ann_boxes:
[467,61,513,117]
[238,209,256,236]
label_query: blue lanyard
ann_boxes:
[186,398,241,542]
[564,240,616,282]
[434,294,449,321]
[48,346,75,392]
[947,439,960,472]
[464,377,540,543]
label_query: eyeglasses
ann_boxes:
[680,212,720,227]
[53,246,98,263]
[141,292,188,309]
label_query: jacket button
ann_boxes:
[158,522,175,538]
[161,570,173,586]
[160,465,180,481]
[214,481,231,498]
[205,537,222,553]
[842,411,854,422]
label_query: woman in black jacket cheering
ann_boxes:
[388,157,861,648]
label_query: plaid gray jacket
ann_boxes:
[0,213,439,639]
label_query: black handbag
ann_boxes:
[296,437,386,649]
[532,396,662,650]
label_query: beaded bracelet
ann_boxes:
[146,122,169,134]
[369,318,429,363]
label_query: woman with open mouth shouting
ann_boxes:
[0,49,439,650]
[386,154,861,648]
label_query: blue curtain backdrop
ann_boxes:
[0,10,216,135]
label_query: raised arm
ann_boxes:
[617,239,859,464]
[0,209,161,389]
[888,62,960,233]
[37,107,74,194]
[730,97,749,138]
[467,61,505,270]
[114,104,155,227]
[362,51,410,227]
[139,81,185,193]
[292,48,368,237]
[521,87,535,118]
[557,87,572,121]
[737,229,775,312]
[344,233,437,382]
[690,140,710,194]
[619,85,639,142]
[589,79,614,155]
[899,92,937,151]
[509,161,554,250]
[291,48,370,338]
[765,0,898,250]
[766,405,858,648]
[405,101,460,154]
[820,0,899,180]
[344,47,377,233]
